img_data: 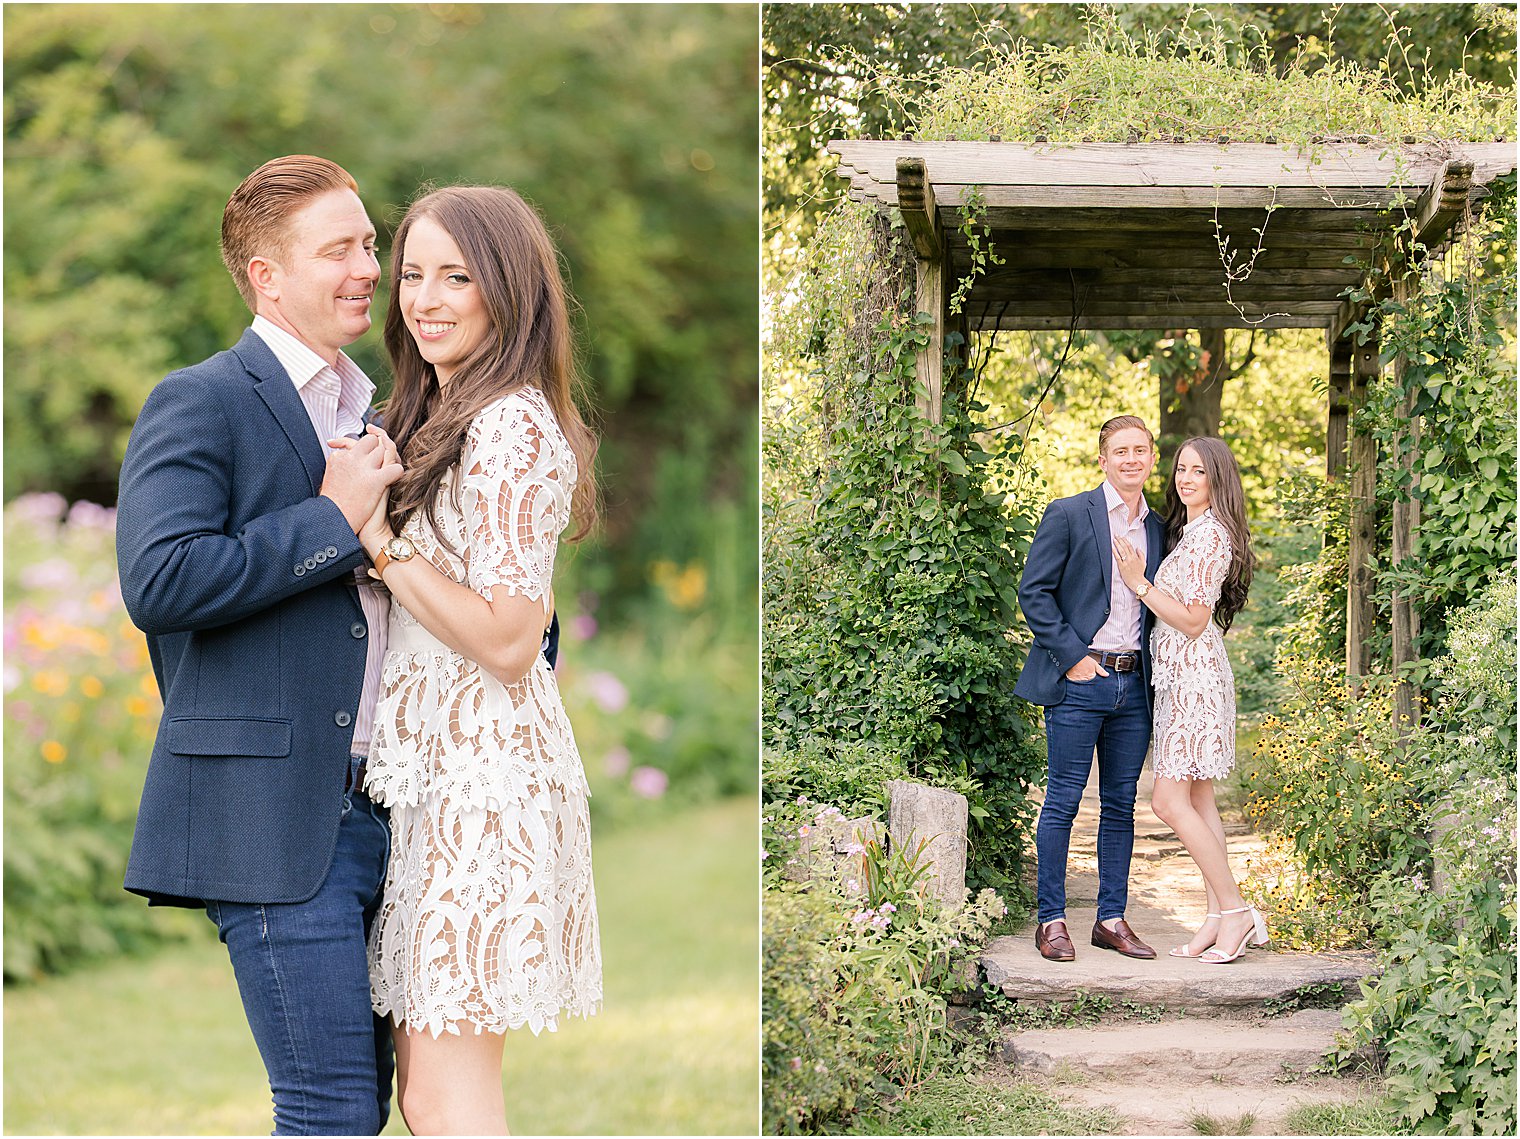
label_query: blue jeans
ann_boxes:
[206,774,393,1135]
[1036,669,1151,924]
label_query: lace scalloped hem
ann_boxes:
[373,994,603,1039]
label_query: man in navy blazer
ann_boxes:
[117,156,403,1134]
[1014,416,1166,963]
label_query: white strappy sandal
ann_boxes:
[1168,912,1221,958]
[1198,906,1270,964]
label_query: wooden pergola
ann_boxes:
[827,140,1516,719]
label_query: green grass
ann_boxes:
[1280,1096,1404,1135]
[844,1073,1123,1135]
[1188,1109,1259,1135]
[3,797,759,1135]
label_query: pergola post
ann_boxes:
[1325,336,1353,482]
[1390,270,1421,731]
[1346,339,1379,681]
[897,157,945,425]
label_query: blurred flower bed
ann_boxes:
[4,495,757,982]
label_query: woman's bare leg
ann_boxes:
[394,1021,509,1135]
[1151,776,1253,954]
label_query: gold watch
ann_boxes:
[1135,579,1152,599]
[372,535,417,578]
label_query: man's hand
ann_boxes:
[321,430,402,534]
[1065,657,1109,682]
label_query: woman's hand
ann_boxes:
[329,428,402,556]
[1112,536,1148,592]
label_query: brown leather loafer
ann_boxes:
[1035,919,1076,962]
[1091,917,1156,959]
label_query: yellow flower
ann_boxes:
[126,696,151,718]
[31,670,68,696]
[41,740,66,764]
[80,676,104,698]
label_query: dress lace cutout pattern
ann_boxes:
[1150,514,1237,782]
[366,387,602,1037]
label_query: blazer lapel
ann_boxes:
[1086,487,1113,597]
[233,329,327,495]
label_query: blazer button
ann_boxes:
[350,622,367,639]
[326,546,339,558]
[334,711,352,727]
[304,557,318,571]
[314,550,328,564]
[293,564,306,577]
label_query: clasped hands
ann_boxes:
[322,425,403,563]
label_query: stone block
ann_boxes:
[887,780,968,909]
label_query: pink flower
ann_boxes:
[10,493,67,525]
[570,614,598,641]
[602,746,630,777]
[585,671,628,713]
[20,558,77,592]
[630,765,668,799]
[66,501,116,530]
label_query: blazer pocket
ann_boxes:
[165,717,293,757]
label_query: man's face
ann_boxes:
[1097,427,1157,496]
[256,188,379,362]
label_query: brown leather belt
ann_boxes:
[344,760,368,794]
[1088,649,1140,673]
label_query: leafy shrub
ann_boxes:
[1335,571,1517,1136]
[1244,662,1427,896]
[3,494,196,981]
[764,205,1045,894]
[762,837,1008,1134]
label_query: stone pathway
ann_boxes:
[977,761,1385,1135]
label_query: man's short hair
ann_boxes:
[1098,415,1155,454]
[220,155,359,311]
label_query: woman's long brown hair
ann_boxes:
[1163,436,1254,632]
[381,185,598,544]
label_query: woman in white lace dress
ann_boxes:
[1113,437,1266,965]
[347,186,601,1133]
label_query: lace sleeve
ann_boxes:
[459,393,572,609]
[1178,522,1232,607]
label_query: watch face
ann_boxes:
[385,536,416,560]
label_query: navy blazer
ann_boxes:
[117,329,372,906]
[1013,485,1166,707]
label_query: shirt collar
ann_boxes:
[250,315,374,401]
[1101,479,1149,523]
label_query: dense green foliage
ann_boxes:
[3,495,757,982]
[763,819,1007,1134]
[3,2,758,617]
[1333,573,1518,1136]
[765,203,1045,894]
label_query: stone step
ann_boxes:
[1004,1008,1345,1082]
[1035,1071,1384,1136]
[981,934,1379,1011]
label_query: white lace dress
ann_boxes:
[365,386,602,1037]
[1150,510,1237,782]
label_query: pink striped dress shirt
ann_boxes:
[251,316,389,757]
[1088,478,1150,653]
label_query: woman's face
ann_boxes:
[398,216,490,387]
[1174,445,1211,512]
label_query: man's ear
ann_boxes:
[247,256,280,304]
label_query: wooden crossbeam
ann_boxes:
[896,157,941,259]
[830,140,1518,191]
[1409,160,1475,249]
[967,310,1328,330]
